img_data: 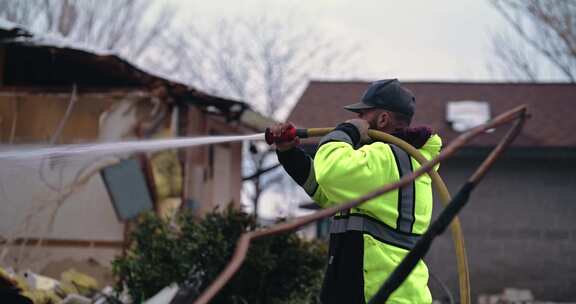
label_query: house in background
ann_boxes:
[289,80,576,301]
[0,20,272,277]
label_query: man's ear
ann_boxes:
[377,111,390,130]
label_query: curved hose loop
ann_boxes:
[306,128,470,304]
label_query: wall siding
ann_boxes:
[426,157,576,301]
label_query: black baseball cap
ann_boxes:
[344,79,415,117]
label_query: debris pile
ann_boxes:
[0,266,125,303]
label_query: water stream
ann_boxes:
[0,133,265,163]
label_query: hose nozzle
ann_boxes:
[265,125,307,145]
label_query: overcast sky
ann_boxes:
[172,0,512,83]
[167,0,557,217]
[169,0,519,217]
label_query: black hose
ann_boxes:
[429,272,455,304]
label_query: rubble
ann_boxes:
[1,266,123,303]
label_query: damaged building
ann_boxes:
[0,19,272,277]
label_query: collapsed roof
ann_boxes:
[0,19,274,130]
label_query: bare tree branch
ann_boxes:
[163,14,357,216]
[49,84,77,145]
[242,164,281,181]
[0,0,178,67]
[490,32,540,81]
[490,0,576,82]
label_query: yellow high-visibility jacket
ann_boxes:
[278,124,441,304]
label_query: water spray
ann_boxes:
[0,124,314,163]
[0,133,265,163]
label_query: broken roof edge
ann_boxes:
[0,19,32,39]
[0,18,267,118]
[239,109,278,132]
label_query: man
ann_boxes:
[270,79,441,303]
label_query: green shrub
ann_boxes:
[112,208,327,303]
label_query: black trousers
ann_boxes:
[320,231,365,304]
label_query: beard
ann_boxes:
[367,118,379,130]
[366,116,378,130]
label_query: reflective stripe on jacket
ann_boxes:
[310,131,442,304]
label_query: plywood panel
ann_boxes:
[213,144,232,209]
[230,142,242,208]
[15,95,99,143]
[0,92,122,144]
[0,95,17,142]
[183,107,209,213]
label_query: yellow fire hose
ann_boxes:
[304,128,470,304]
